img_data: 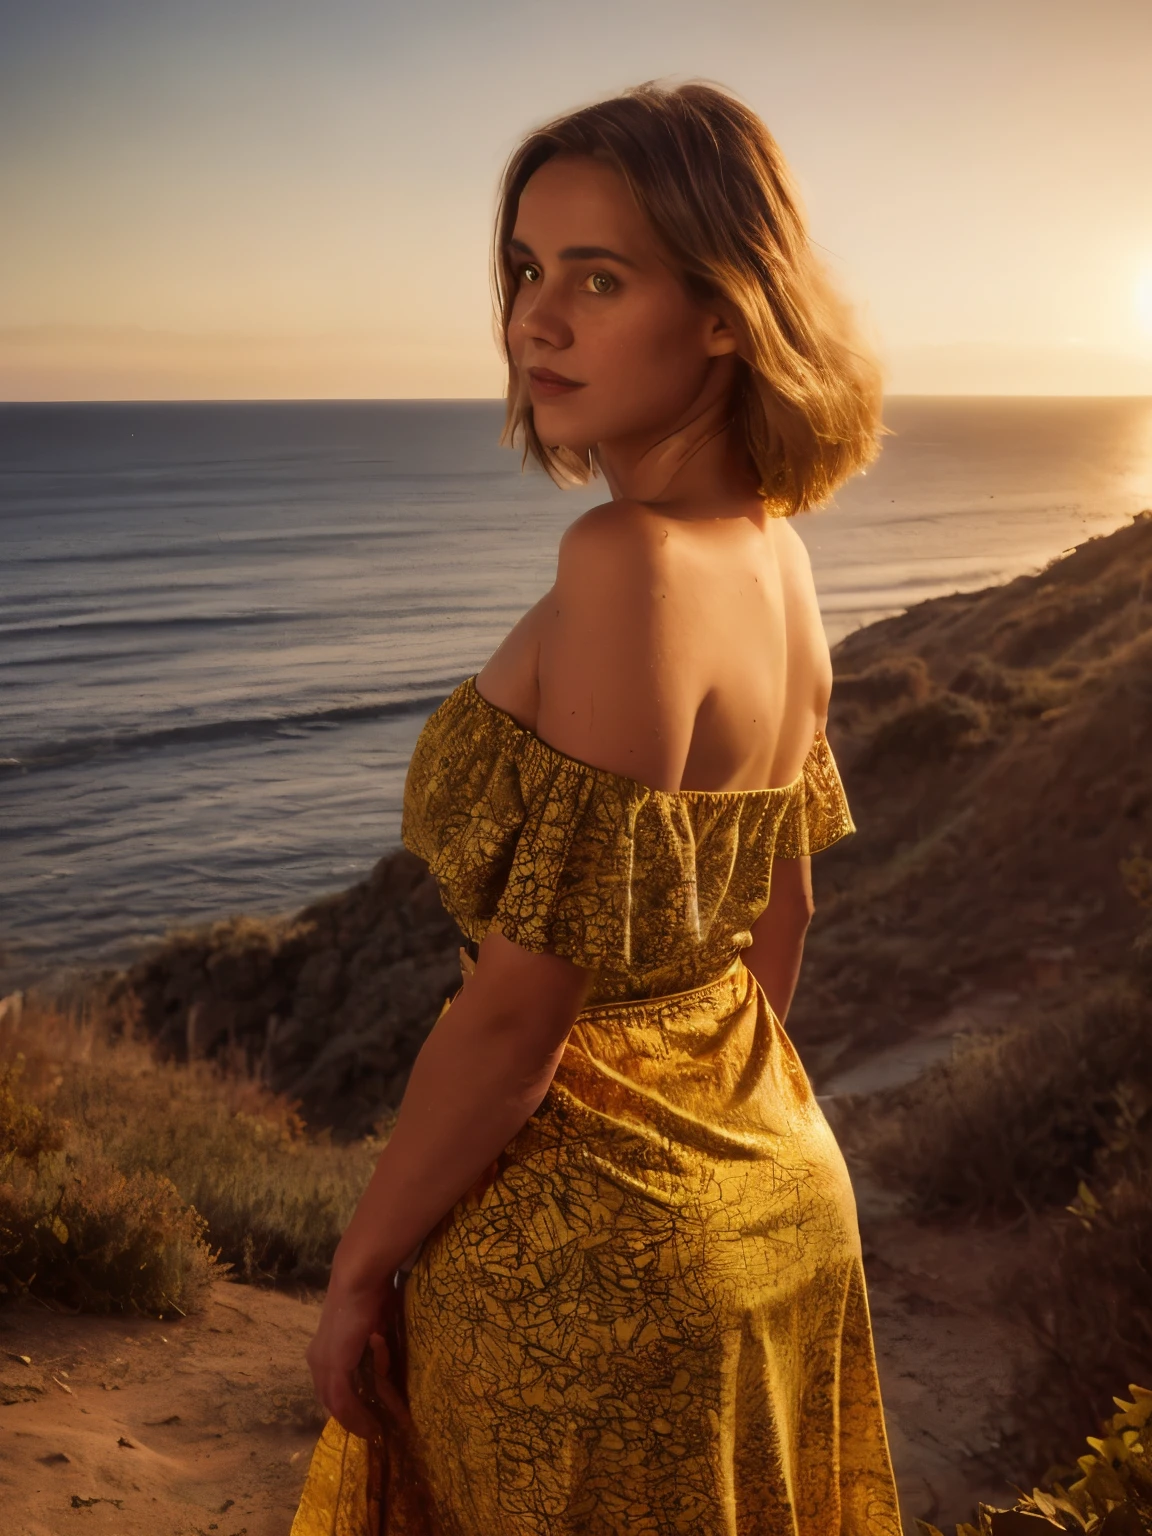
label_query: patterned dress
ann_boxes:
[291,676,901,1536]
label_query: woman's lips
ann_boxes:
[527,367,585,398]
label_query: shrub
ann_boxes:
[1003,1166,1152,1476]
[0,1049,218,1315]
[0,1059,64,1164]
[56,1049,380,1282]
[0,1144,218,1315]
[858,691,989,770]
[0,990,379,1298]
[919,1384,1152,1535]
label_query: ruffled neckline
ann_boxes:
[402,674,855,978]
[463,675,819,804]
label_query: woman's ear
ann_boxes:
[703,301,742,358]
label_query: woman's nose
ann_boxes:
[515,284,573,351]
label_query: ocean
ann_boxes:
[2,396,1150,983]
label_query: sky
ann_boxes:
[1,0,1150,400]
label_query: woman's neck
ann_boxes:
[593,362,761,516]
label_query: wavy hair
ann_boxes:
[493,80,883,515]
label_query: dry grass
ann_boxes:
[855,979,1152,1218]
[0,1132,218,1317]
[1,1033,218,1316]
[0,988,380,1313]
[787,511,1152,1084]
[60,1046,382,1283]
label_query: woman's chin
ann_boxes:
[531,402,595,452]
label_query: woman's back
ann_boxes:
[478,498,832,796]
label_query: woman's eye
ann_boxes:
[586,272,615,295]
[519,263,541,284]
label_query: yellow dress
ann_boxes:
[292,677,900,1536]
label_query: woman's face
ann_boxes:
[506,154,737,455]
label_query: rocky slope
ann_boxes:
[111,852,464,1138]
[112,510,1152,1129]
[790,507,1152,1080]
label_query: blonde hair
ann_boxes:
[494,80,883,515]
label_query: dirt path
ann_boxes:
[863,1205,1036,1530]
[821,990,1043,1531]
[1,1283,321,1536]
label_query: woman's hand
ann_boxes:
[305,1276,401,1441]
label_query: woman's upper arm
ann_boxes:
[465,930,592,1053]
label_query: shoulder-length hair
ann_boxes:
[493,80,883,515]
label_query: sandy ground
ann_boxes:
[0,1283,321,1536]
[0,1216,1032,1536]
[864,1207,1035,1529]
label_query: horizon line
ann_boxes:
[3,391,1152,407]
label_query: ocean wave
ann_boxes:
[0,610,311,642]
[0,686,462,775]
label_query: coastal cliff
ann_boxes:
[110,510,1152,1131]
[790,505,1152,1078]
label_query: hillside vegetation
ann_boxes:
[0,991,377,1313]
[789,508,1152,1081]
[110,848,463,1139]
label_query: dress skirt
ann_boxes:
[291,959,900,1536]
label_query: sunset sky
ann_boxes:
[1,0,1150,400]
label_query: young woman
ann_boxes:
[293,81,900,1536]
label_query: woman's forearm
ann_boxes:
[330,962,583,1295]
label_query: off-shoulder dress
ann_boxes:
[291,676,900,1536]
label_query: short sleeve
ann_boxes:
[400,680,789,975]
[773,732,856,860]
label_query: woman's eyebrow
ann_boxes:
[559,244,637,268]
[507,237,637,269]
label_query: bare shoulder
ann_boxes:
[773,517,833,718]
[556,499,672,587]
[772,517,823,616]
[773,515,816,575]
[537,501,696,789]
[548,498,680,666]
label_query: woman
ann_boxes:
[294,81,900,1535]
